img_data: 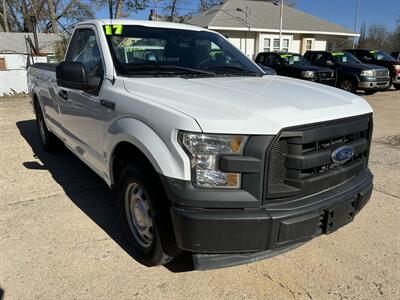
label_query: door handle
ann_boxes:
[100,99,115,110]
[59,89,68,100]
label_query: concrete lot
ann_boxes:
[1,90,399,300]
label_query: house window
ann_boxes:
[272,39,289,52]
[305,39,313,51]
[263,38,271,52]
[0,58,6,70]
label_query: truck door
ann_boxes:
[58,26,112,174]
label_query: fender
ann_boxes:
[104,117,193,186]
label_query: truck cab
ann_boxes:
[345,49,400,90]
[304,50,390,94]
[255,52,336,86]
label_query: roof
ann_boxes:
[81,19,211,32]
[188,0,358,37]
[0,32,61,54]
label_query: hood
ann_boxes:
[123,75,372,135]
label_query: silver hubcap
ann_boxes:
[125,182,153,248]
[341,80,353,92]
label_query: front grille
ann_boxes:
[265,115,372,202]
[374,69,389,78]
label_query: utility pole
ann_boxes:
[352,0,360,49]
[274,0,284,51]
[108,0,113,19]
[279,0,283,51]
[236,6,250,56]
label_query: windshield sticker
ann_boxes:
[280,54,292,58]
[105,24,123,35]
[331,51,344,56]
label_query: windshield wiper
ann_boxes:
[124,64,216,77]
[158,65,216,76]
[208,65,262,76]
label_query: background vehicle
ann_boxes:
[345,49,400,90]
[304,50,390,94]
[391,50,400,60]
[28,20,374,270]
[255,52,336,86]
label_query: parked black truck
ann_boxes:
[304,50,390,94]
[255,52,336,86]
[345,49,400,90]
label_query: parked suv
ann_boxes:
[255,52,336,86]
[345,49,400,90]
[304,50,390,94]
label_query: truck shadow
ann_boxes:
[16,119,194,273]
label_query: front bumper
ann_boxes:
[358,77,390,90]
[165,169,373,269]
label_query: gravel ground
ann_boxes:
[1,89,399,300]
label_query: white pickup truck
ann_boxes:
[28,20,374,270]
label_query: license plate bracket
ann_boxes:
[322,197,358,234]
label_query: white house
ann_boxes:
[0,32,60,96]
[188,0,359,58]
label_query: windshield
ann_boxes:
[331,51,360,64]
[279,53,310,66]
[369,50,395,61]
[104,25,263,77]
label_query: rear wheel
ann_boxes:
[339,79,357,93]
[118,162,180,266]
[393,83,400,90]
[34,100,59,152]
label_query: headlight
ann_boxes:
[394,65,400,73]
[301,71,315,78]
[361,70,374,77]
[178,132,248,188]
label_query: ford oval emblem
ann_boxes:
[331,146,355,164]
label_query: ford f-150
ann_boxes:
[28,20,374,270]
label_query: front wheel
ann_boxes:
[393,83,400,90]
[339,79,357,93]
[118,162,180,266]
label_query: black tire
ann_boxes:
[394,83,400,90]
[365,90,377,95]
[339,78,357,93]
[34,100,59,152]
[118,162,180,266]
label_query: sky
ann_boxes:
[94,0,400,32]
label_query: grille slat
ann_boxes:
[266,115,372,201]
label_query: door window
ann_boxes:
[66,28,104,86]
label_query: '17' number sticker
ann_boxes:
[105,25,123,35]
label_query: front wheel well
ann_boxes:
[111,142,158,188]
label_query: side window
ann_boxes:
[256,53,265,64]
[315,53,328,66]
[66,28,104,81]
[265,54,274,66]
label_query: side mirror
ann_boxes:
[56,61,99,92]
